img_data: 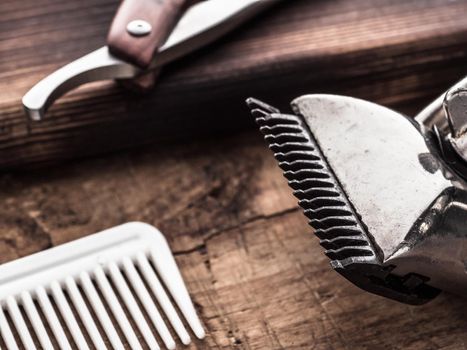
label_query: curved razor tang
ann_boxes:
[23,0,281,121]
[22,48,140,122]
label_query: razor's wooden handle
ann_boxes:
[107,0,195,68]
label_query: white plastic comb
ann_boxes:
[0,222,205,350]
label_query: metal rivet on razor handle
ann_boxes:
[126,20,152,37]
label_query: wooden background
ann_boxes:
[1,0,467,349]
[3,0,467,168]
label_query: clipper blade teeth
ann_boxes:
[247,98,376,265]
[247,97,440,305]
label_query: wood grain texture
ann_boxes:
[2,0,467,169]
[0,132,466,349]
[2,1,467,348]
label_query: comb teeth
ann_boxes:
[0,222,205,350]
[247,98,378,265]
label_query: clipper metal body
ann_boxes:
[248,81,467,304]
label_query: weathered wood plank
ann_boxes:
[0,132,466,349]
[2,0,467,168]
[2,0,467,348]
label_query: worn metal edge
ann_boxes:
[247,97,440,304]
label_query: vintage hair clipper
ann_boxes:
[247,76,467,304]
